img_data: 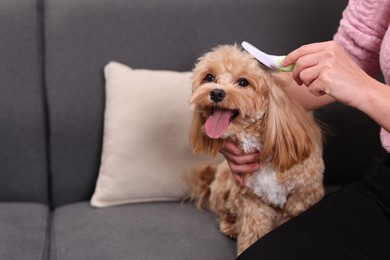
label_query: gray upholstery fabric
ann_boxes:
[0,0,48,202]
[50,202,235,260]
[0,203,49,260]
[45,0,348,207]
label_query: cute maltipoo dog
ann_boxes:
[188,45,324,255]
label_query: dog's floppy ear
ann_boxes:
[189,111,223,156]
[261,78,322,172]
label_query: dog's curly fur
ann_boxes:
[188,45,325,255]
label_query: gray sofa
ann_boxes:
[0,0,384,259]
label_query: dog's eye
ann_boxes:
[237,78,249,87]
[204,73,215,82]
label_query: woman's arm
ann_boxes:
[273,71,335,111]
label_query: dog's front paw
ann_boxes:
[218,215,237,238]
[282,184,324,220]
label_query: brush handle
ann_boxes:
[276,56,295,72]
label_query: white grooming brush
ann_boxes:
[242,41,295,72]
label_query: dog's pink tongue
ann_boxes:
[205,109,232,139]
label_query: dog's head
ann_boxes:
[189,45,321,171]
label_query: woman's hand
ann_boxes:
[283,40,390,132]
[282,41,374,109]
[219,141,261,186]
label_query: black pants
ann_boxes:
[238,152,390,260]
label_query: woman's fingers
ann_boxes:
[220,141,260,166]
[284,41,344,97]
[219,141,261,186]
[283,41,330,67]
[291,52,321,86]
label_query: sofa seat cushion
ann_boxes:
[0,203,49,260]
[51,201,235,259]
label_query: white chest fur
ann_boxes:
[245,165,287,208]
[239,135,287,208]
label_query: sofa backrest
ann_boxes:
[44,0,382,208]
[0,0,48,203]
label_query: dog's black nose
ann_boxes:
[210,89,226,103]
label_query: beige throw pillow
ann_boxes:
[91,62,221,207]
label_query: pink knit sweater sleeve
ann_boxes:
[334,0,390,153]
[334,0,390,77]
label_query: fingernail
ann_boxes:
[247,148,259,154]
